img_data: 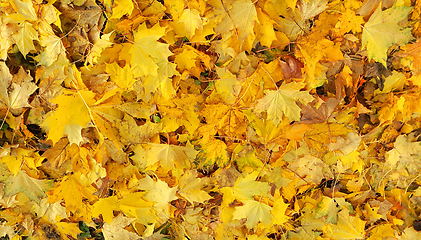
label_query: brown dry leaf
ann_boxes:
[299,97,341,124]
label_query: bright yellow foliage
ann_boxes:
[0,0,420,239]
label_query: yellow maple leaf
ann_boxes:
[255,8,278,47]
[331,209,366,239]
[362,3,413,66]
[335,8,364,36]
[234,149,263,172]
[137,176,177,219]
[55,222,81,239]
[8,0,37,22]
[221,171,270,204]
[314,196,352,224]
[385,135,421,169]
[178,170,211,204]
[213,66,241,104]
[197,139,230,169]
[0,63,38,115]
[41,4,62,30]
[4,171,53,204]
[47,172,96,221]
[102,214,139,240]
[179,9,203,39]
[106,62,136,89]
[271,192,289,226]
[145,143,197,173]
[92,196,119,223]
[118,192,156,225]
[174,48,199,71]
[35,21,66,66]
[215,0,257,42]
[232,199,272,229]
[0,148,43,175]
[129,23,172,77]
[12,21,38,57]
[90,92,124,148]
[110,0,134,19]
[366,224,395,240]
[118,115,162,145]
[290,155,332,184]
[41,89,95,145]
[296,38,343,88]
[32,198,67,224]
[142,60,178,99]
[254,82,313,124]
[86,31,114,66]
[201,104,247,138]
[374,71,406,94]
[244,109,286,144]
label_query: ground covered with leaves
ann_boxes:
[2,0,421,239]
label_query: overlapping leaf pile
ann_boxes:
[1,0,421,239]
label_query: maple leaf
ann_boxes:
[142,60,178,99]
[35,21,66,66]
[362,3,413,67]
[201,104,247,138]
[12,21,38,57]
[177,170,211,204]
[314,196,352,224]
[41,138,80,171]
[32,198,67,224]
[86,31,114,66]
[179,9,203,39]
[385,135,421,175]
[276,0,328,41]
[106,62,136,89]
[330,209,366,239]
[221,171,270,204]
[244,109,285,144]
[4,171,53,204]
[174,47,201,72]
[196,139,230,169]
[118,115,162,145]
[41,89,96,145]
[0,147,43,176]
[335,8,364,36]
[55,222,81,239]
[289,154,332,184]
[0,193,19,209]
[213,66,242,104]
[299,97,340,124]
[232,199,272,229]
[215,0,258,42]
[296,38,343,88]
[129,23,172,77]
[137,176,177,219]
[327,132,362,156]
[8,0,38,21]
[0,63,38,115]
[47,172,96,221]
[145,143,197,173]
[374,71,406,94]
[255,8,278,47]
[118,192,156,225]
[110,0,134,19]
[101,214,139,240]
[91,196,119,223]
[254,82,313,124]
[234,150,263,172]
[271,192,289,226]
